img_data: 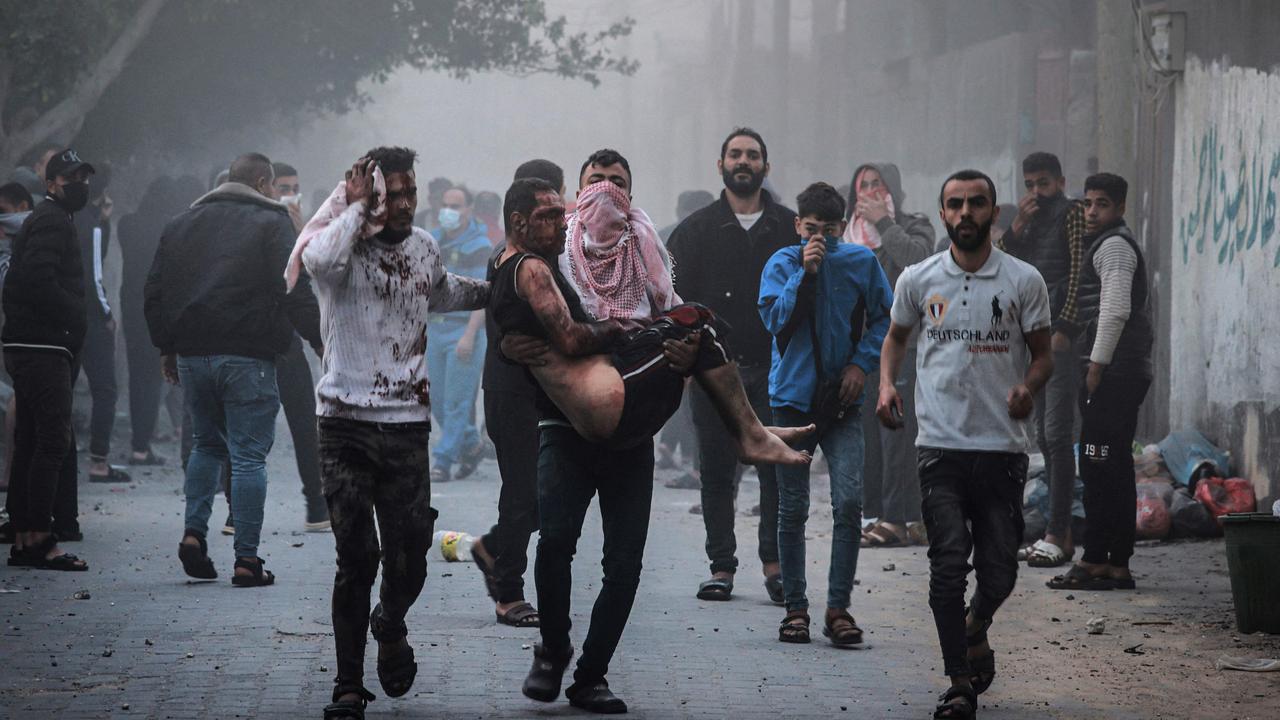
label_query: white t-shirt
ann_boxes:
[736,210,763,231]
[890,248,1051,453]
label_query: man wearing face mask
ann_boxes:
[266,161,329,532]
[667,127,800,604]
[427,185,490,484]
[74,164,133,485]
[3,149,97,571]
[145,152,322,587]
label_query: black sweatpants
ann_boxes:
[78,317,118,460]
[481,389,540,603]
[276,337,322,505]
[1079,374,1150,568]
[5,351,80,534]
[918,448,1027,678]
[123,315,162,454]
[319,416,436,694]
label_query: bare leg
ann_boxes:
[529,353,624,443]
[693,363,813,466]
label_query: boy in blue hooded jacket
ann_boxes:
[758,182,893,646]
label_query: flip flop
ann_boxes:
[497,602,541,628]
[695,577,733,601]
[1026,539,1071,567]
[1046,565,1114,591]
[861,522,908,548]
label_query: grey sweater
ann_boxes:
[302,199,488,423]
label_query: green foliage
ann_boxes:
[1,0,635,161]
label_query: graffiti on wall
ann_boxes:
[1178,122,1280,268]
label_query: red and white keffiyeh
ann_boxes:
[564,181,679,321]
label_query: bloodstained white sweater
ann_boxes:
[302,199,488,423]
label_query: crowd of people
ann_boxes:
[0,128,1153,720]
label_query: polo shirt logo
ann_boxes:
[927,294,949,325]
[990,296,1003,326]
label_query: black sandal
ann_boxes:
[823,610,864,647]
[88,466,132,483]
[178,530,217,580]
[1046,564,1114,591]
[370,603,417,698]
[933,685,977,719]
[496,601,541,628]
[8,545,34,567]
[230,557,275,587]
[965,611,995,695]
[22,534,88,571]
[323,686,375,720]
[778,610,811,644]
[696,576,733,601]
[128,450,167,466]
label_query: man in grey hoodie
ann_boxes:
[843,162,935,548]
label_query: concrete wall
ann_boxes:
[1171,58,1280,504]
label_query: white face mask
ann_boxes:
[0,211,31,239]
[438,207,462,231]
[280,194,300,208]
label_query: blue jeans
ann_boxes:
[773,405,865,612]
[178,355,279,558]
[426,325,486,470]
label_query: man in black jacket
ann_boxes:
[667,128,799,603]
[145,152,321,586]
[74,166,131,484]
[2,148,96,571]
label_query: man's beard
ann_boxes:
[722,164,765,197]
[377,224,412,244]
[945,217,993,252]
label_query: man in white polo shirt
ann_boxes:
[877,169,1053,720]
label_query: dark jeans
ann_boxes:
[276,337,323,505]
[691,363,778,574]
[535,425,653,688]
[481,389,540,603]
[123,316,163,454]
[918,448,1027,678]
[658,392,698,466]
[1079,374,1150,568]
[1035,343,1080,538]
[319,417,436,692]
[5,351,79,534]
[79,317,118,459]
[861,347,921,524]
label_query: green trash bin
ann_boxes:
[1222,512,1280,634]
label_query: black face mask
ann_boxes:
[57,182,90,213]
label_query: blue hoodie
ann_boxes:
[758,236,893,412]
[430,217,491,340]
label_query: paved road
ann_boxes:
[1,425,1277,719]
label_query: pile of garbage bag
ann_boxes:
[1022,428,1255,542]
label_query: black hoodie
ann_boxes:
[2,197,87,356]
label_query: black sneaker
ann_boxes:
[305,501,331,533]
[522,643,573,703]
[566,680,628,714]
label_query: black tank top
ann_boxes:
[489,252,592,338]
[487,251,592,421]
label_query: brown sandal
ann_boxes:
[823,610,864,647]
[778,610,811,644]
[861,521,909,548]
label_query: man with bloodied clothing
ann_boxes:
[297,147,488,718]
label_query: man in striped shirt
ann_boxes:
[1048,172,1153,592]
